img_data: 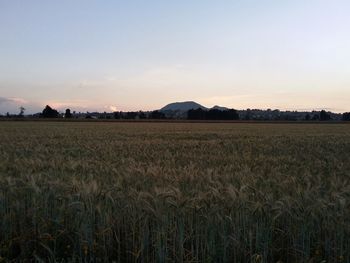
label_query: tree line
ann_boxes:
[2,105,350,121]
[187,108,239,120]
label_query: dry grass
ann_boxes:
[0,122,349,262]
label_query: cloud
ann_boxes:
[108,106,118,112]
[43,100,92,111]
[0,97,31,114]
[0,97,28,105]
[41,100,121,113]
[0,97,9,104]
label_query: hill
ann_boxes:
[160,101,207,112]
[211,105,229,111]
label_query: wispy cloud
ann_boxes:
[0,97,33,114]
[107,106,118,112]
[41,100,122,113]
[43,100,92,111]
[0,97,28,105]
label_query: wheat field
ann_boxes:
[0,121,349,262]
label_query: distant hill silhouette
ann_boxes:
[211,105,229,111]
[160,101,207,112]
[160,101,232,112]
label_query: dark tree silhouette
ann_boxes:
[125,112,138,119]
[245,109,251,120]
[114,112,121,119]
[18,106,25,117]
[139,111,147,119]
[305,114,311,121]
[207,109,222,120]
[342,112,350,121]
[227,109,239,120]
[187,108,206,120]
[150,110,165,119]
[65,109,72,118]
[98,112,107,119]
[188,108,239,120]
[320,110,331,121]
[312,114,319,120]
[42,105,59,118]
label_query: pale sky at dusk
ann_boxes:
[0,0,349,114]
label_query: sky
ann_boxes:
[0,0,349,114]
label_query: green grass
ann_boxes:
[0,122,349,262]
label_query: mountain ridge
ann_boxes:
[160,101,231,112]
[160,101,207,111]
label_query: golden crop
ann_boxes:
[0,122,349,262]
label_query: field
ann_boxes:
[0,121,349,262]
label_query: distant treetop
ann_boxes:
[42,105,59,118]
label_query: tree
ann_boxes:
[114,112,121,119]
[139,111,147,119]
[18,106,25,117]
[342,112,350,121]
[188,108,239,120]
[150,110,165,119]
[312,114,319,120]
[245,109,251,120]
[125,112,138,119]
[65,109,72,118]
[305,114,311,121]
[187,108,206,120]
[320,110,331,121]
[42,105,59,118]
[227,109,239,120]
